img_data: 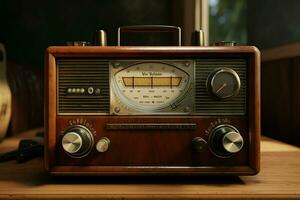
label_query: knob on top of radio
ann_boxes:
[93,30,107,46]
[66,41,91,46]
[66,30,107,46]
[213,41,237,46]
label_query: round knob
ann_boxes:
[62,132,82,154]
[207,68,241,99]
[209,125,243,157]
[93,30,107,46]
[96,137,110,153]
[222,131,244,153]
[61,125,93,157]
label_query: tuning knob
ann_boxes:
[207,68,241,99]
[209,125,243,157]
[62,125,94,157]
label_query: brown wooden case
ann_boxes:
[45,46,260,175]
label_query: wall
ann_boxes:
[0,0,175,68]
[248,0,300,146]
[0,0,179,134]
[248,0,300,50]
[262,56,300,146]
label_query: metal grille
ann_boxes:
[57,59,109,114]
[195,59,247,115]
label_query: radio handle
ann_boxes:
[117,25,181,46]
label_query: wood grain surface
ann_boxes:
[0,128,299,200]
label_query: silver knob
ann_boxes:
[61,125,93,157]
[209,125,244,157]
[94,30,107,46]
[96,137,110,153]
[222,131,243,153]
[193,30,205,46]
[62,132,83,154]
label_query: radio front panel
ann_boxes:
[57,59,247,116]
[45,46,260,176]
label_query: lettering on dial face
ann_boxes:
[113,62,190,110]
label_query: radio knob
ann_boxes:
[62,125,94,157]
[93,30,107,46]
[96,137,110,153]
[207,68,241,99]
[209,125,243,157]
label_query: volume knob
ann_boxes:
[209,125,244,157]
[222,131,244,153]
[61,125,93,157]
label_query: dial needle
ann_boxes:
[216,83,227,93]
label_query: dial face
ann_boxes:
[208,68,240,99]
[113,62,190,111]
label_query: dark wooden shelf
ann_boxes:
[0,128,299,199]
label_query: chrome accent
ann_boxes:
[194,30,205,46]
[96,137,110,153]
[222,131,244,153]
[93,30,107,46]
[208,124,243,157]
[62,132,82,154]
[61,125,94,158]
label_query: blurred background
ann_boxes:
[0,0,300,146]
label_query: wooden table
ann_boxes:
[0,128,299,200]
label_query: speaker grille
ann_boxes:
[195,59,247,115]
[57,59,109,114]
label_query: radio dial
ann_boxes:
[207,68,241,99]
[209,125,243,157]
[62,125,94,157]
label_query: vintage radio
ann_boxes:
[45,26,260,175]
